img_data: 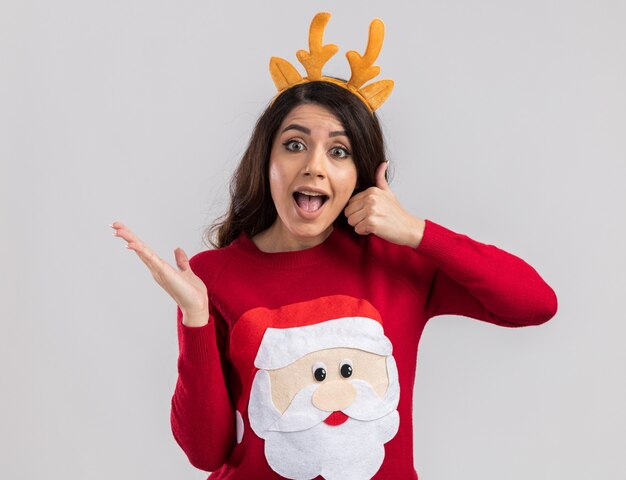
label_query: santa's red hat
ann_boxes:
[229,294,391,420]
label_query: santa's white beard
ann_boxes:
[247,357,400,480]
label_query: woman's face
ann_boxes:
[265,103,358,250]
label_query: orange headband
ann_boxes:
[269,12,394,112]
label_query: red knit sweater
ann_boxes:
[170,219,558,479]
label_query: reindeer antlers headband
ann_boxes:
[269,12,394,112]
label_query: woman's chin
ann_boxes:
[287,222,333,242]
[275,216,335,249]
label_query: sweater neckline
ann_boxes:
[233,225,346,269]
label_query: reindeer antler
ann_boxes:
[346,19,385,88]
[296,12,339,80]
[268,12,394,111]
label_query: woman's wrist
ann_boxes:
[406,217,426,249]
[182,308,210,328]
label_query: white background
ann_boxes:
[2,1,624,478]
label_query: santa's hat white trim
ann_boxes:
[254,316,392,370]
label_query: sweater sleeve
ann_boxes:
[417,219,558,327]
[170,305,235,472]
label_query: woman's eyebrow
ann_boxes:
[329,130,348,138]
[280,124,347,138]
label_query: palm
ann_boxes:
[111,221,208,319]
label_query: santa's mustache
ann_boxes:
[267,383,326,432]
[267,364,400,433]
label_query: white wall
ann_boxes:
[2,1,624,478]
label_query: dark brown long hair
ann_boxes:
[205,81,391,248]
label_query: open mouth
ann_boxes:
[293,191,329,213]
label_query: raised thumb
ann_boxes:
[174,248,190,271]
[375,161,390,191]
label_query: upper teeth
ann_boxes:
[298,191,324,196]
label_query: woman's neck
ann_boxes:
[251,221,334,253]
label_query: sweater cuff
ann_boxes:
[415,218,459,265]
[179,315,215,364]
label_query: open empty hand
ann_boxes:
[111,221,209,327]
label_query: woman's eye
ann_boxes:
[330,146,350,159]
[284,140,305,152]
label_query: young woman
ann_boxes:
[112,14,557,480]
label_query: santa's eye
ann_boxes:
[312,362,327,382]
[340,360,353,378]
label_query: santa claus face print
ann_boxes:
[260,103,358,251]
[229,296,400,479]
[246,317,400,480]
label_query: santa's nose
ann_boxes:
[312,380,356,412]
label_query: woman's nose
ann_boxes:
[302,147,326,178]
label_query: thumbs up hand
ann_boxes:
[344,161,426,248]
